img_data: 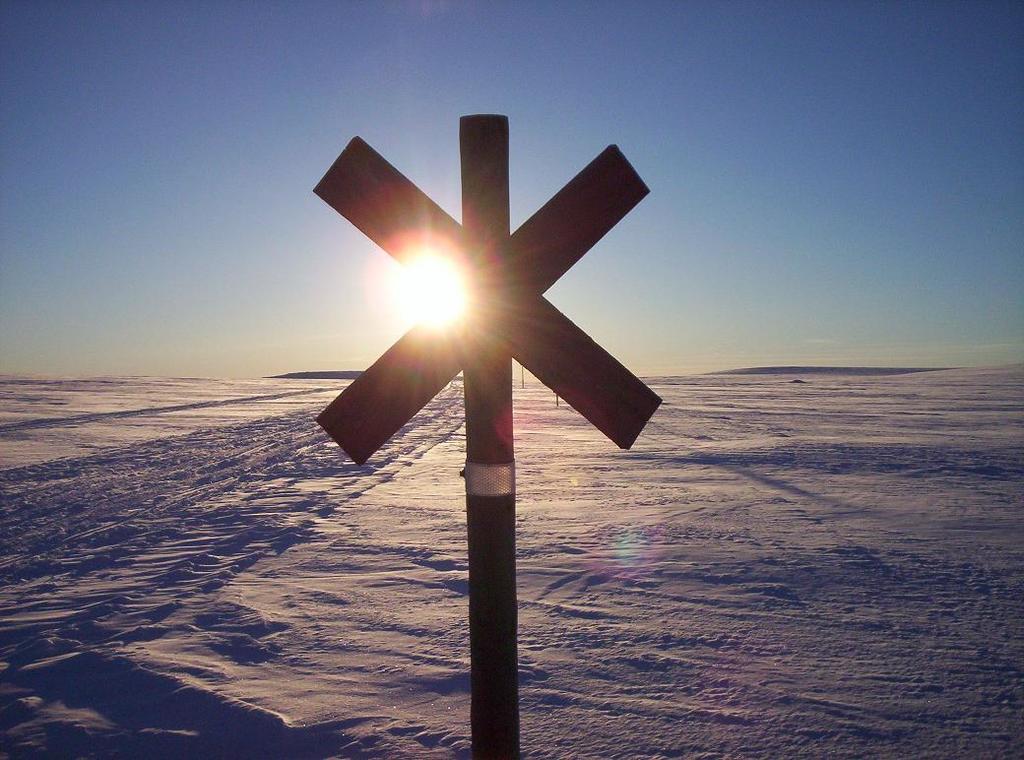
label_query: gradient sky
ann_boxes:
[1,0,1021,377]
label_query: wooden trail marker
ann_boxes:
[314,115,661,758]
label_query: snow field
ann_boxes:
[1,368,1022,757]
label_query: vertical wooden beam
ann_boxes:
[460,114,519,759]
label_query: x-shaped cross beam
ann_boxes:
[314,127,661,465]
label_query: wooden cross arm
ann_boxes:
[497,296,661,450]
[314,137,466,267]
[317,325,463,465]
[506,146,649,295]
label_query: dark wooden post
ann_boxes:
[460,114,519,758]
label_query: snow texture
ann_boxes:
[1,368,1022,758]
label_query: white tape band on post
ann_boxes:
[465,461,516,498]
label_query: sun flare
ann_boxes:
[398,253,467,328]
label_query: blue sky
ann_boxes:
[1,0,1021,376]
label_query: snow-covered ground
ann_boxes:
[1,368,1021,758]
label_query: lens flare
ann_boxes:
[589,524,666,580]
[398,253,467,328]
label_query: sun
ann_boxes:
[397,253,468,328]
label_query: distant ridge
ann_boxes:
[269,370,362,380]
[711,366,952,376]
